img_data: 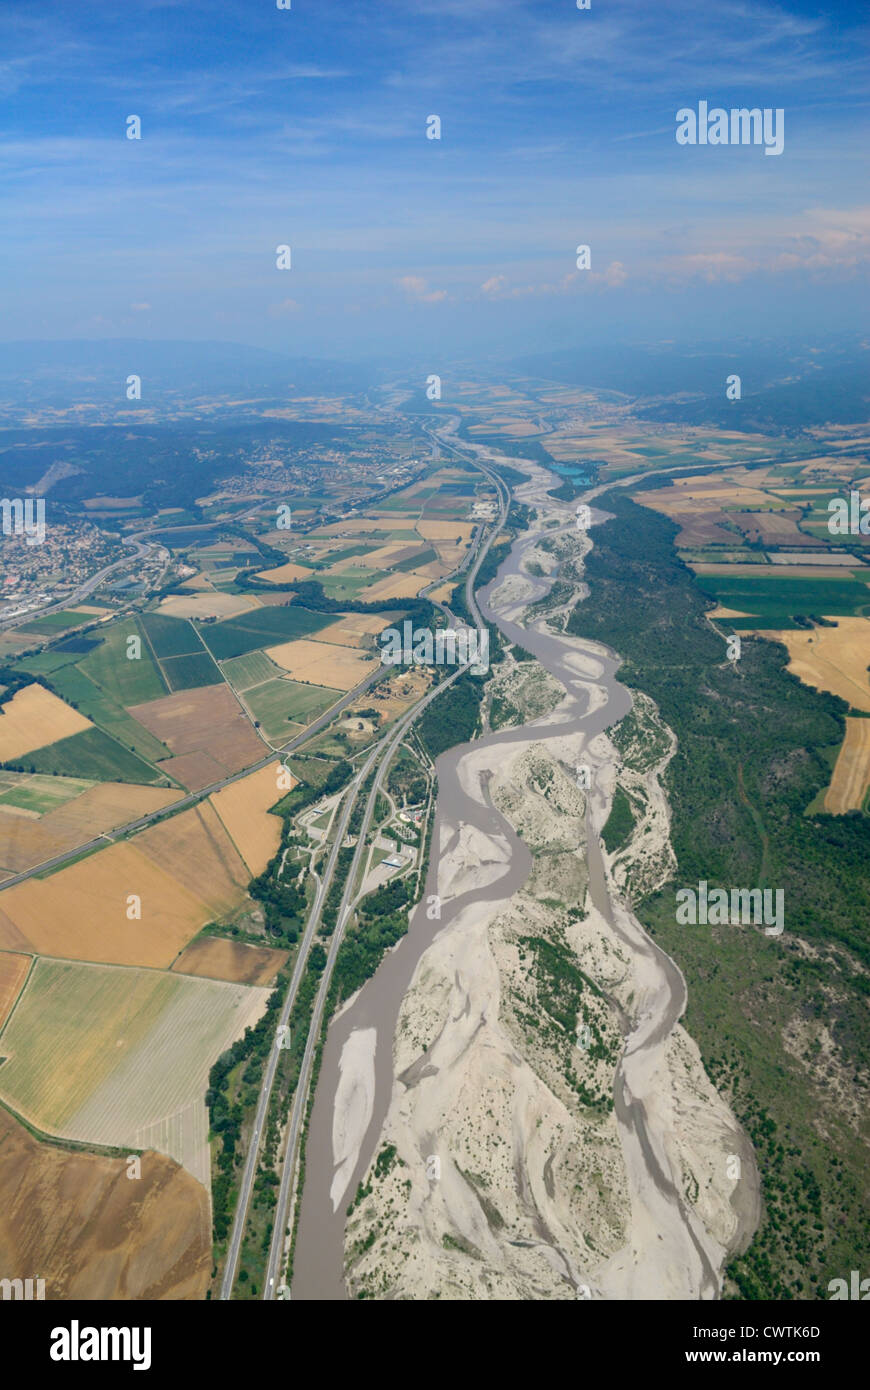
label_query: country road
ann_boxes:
[0,665,383,893]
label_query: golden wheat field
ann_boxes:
[255,561,316,584]
[359,572,428,601]
[134,801,252,914]
[416,519,475,542]
[761,616,870,713]
[158,592,260,620]
[825,717,870,813]
[265,638,378,689]
[0,839,211,967]
[0,780,182,875]
[315,612,398,648]
[209,762,286,875]
[0,685,92,762]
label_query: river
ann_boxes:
[292,479,757,1300]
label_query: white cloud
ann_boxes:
[397,275,447,304]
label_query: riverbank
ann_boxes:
[292,456,760,1300]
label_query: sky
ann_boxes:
[1,0,868,363]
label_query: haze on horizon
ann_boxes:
[1,0,868,362]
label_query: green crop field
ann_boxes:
[0,772,94,815]
[200,605,333,660]
[319,569,387,600]
[76,619,167,705]
[697,573,870,628]
[18,609,92,635]
[48,661,171,765]
[245,678,340,740]
[220,650,280,691]
[15,649,83,675]
[15,727,165,784]
[160,652,223,691]
[139,612,201,657]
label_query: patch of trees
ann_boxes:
[207,973,289,1242]
[0,666,49,709]
[418,670,485,760]
[331,875,416,1003]
[567,489,870,1295]
[386,747,427,805]
[320,846,354,937]
[601,786,637,854]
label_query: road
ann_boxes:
[0,665,383,892]
[259,664,469,1300]
[258,447,511,1301]
[0,534,160,634]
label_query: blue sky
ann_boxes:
[1,0,868,361]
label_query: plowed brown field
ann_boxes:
[172,937,288,986]
[0,951,31,1028]
[0,1107,210,1299]
[129,685,265,789]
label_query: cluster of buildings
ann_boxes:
[0,519,117,623]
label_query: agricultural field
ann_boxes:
[139,612,222,691]
[318,567,389,600]
[172,936,288,987]
[220,649,281,690]
[0,1106,210,1299]
[159,651,223,691]
[757,616,870,712]
[0,795,258,967]
[139,611,202,658]
[0,684,92,763]
[130,801,254,914]
[315,613,399,648]
[47,658,172,766]
[75,618,167,706]
[0,957,269,1188]
[128,684,265,790]
[158,591,261,620]
[208,762,287,875]
[265,637,379,690]
[0,779,181,875]
[199,604,334,660]
[0,950,31,1028]
[18,608,98,636]
[357,571,427,601]
[244,678,340,743]
[21,726,165,785]
[254,561,316,584]
[0,770,93,816]
[699,574,870,629]
[825,717,870,813]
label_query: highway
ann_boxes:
[259,662,469,1300]
[258,443,510,1300]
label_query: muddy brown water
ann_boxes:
[291,523,750,1299]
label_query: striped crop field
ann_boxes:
[0,957,269,1187]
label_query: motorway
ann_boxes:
[256,434,510,1301]
[258,661,470,1300]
